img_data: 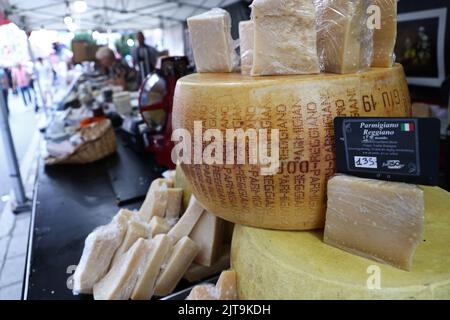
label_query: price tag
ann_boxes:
[334,117,440,186]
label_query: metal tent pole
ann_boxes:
[0,84,30,213]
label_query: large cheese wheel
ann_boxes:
[173,65,411,230]
[231,187,450,300]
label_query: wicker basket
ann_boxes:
[45,119,117,166]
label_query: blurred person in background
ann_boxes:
[96,47,137,91]
[35,57,55,107]
[12,63,32,107]
[132,31,159,85]
[0,66,9,115]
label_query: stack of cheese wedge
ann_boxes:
[72,168,235,300]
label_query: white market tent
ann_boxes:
[3,0,244,31]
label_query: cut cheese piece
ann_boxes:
[149,216,172,236]
[215,270,237,300]
[324,175,425,271]
[93,238,150,300]
[112,219,150,264]
[131,234,172,300]
[138,178,171,222]
[187,8,237,73]
[175,163,193,212]
[186,270,237,300]
[251,0,320,75]
[186,284,217,300]
[184,249,230,282]
[173,66,412,230]
[154,236,199,296]
[317,0,372,74]
[371,0,397,67]
[72,212,128,294]
[231,187,450,299]
[239,21,254,76]
[165,188,183,219]
[189,211,224,267]
[168,196,205,243]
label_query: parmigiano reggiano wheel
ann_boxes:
[173,65,411,230]
[231,187,450,300]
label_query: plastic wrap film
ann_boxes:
[372,0,397,67]
[250,0,320,76]
[316,0,374,74]
[239,21,254,76]
[187,8,239,73]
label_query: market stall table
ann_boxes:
[23,138,162,300]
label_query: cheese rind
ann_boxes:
[173,66,411,230]
[189,211,224,267]
[72,212,128,294]
[93,238,151,300]
[371,0,397,67]
[131,235,172,300]
[324,175,424,271]
[317,0,373,74]
[154,236,199,296]
[239,21,254,76]
[187,8,237,73]
[251,0,320,75]
[231,187,450,299]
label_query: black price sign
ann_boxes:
[334,117,440,186]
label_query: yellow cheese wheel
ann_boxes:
[173,65,411,230]
[231,187,450,300]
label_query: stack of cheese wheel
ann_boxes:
[173,65,411,230]
[174,1,450,300]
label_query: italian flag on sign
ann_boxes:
[401,123,415,132]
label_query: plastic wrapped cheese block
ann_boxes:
[154,236,199,296]
[187,8,238,73]
[371,0,397,67]
[149,216,172,236]
[239,21,254,76]
[72,210,129,294]
[231,187,450,299]
[93,238,151,300]
[173,66,411,230]
[324,175,424,271]
[251,0,320,75]
[316,0,373,74]
[131,235,172,300]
